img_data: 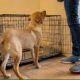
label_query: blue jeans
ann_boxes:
[64,0,80,56]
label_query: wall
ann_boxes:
[0,0,40,14]
[0,0,66,17]
[40,0,66,17]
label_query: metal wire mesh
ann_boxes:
[0,14,69,66]
[60,18,72,55]
[41,15,62,56]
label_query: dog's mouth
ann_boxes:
[28,17,43,25]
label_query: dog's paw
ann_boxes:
[19,76,29,80]
[35,64,41,69]
[4,73,11,78]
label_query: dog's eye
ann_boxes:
[28,17,31,21]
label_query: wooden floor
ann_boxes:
[0,57,80,79]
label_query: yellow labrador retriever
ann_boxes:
[0,11,46,79]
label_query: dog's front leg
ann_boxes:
[34,46,41,69]
[31,48,35,65]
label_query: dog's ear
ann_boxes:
[41,11,46,18]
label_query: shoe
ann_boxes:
[61,56,80,64]
[70,64,80,73]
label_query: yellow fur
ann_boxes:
[0,11,46,79]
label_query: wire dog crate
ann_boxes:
[0,14,69,67]
[60,18,72,55]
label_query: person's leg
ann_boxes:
[70,0,80,73]
[61,0,80,63]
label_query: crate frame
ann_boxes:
[0,14,63,68]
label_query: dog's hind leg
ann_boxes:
[0,53,11,78]
[13,52,28,79]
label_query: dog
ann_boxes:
[0,11,46,79]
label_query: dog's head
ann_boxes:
[28,11,46,25]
